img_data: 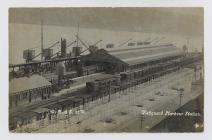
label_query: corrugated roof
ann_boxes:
[10,75,51,94]
[108,44,183,65]
[124,50,183,65]
[81,49,128,66]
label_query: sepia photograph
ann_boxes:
[8,7,204,133]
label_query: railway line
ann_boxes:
[9,54,202,130]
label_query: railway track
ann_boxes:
[9,56,202,128]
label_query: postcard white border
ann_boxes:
[0,0,211,140]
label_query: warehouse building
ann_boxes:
[9,75,52,108]
[81,44,184,74]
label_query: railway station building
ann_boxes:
[81,44,184,74]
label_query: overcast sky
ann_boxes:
[9,7,203,37]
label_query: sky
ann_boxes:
[9,8,203,37]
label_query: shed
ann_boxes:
[10,75,52,95]
[108,43,184,65]
[81,44,183,73]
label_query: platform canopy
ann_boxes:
[82,44,184,67]
[108,43,184,65]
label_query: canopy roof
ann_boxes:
[82,43,183,66]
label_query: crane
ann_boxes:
[152,37,165,45]
[67,40,77,48]
[31,41,60,60]
[76,35,90,50]
[75,34,103,55]
[79,39,103,55]
[149,37,159,43]
[93,40,102,46]
[51,40,77,58]
[143,37,151,42]
[116,38,133,48]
